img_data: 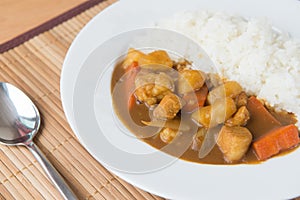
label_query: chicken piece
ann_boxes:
[207,81,243,105]
[191,97,237,128]
[153,93,183,120]
[217,125,253,163]
[160,127,179,143]
[177,70,206,94]
[191,128,207,151]
[235,91,248,108]
[135,72,174,106]
[173,58,192,72]
[226,106,250,127]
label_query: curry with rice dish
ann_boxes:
[111,48,300,164]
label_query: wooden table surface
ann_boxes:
[0,0,87,44]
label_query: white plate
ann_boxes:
[73,27,216,172]
[61,0,300,199]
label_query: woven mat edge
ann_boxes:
[0,0,106,54]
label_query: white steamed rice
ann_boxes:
[157,10,300,127]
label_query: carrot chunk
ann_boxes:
[124,61,140,110]
[246,96,281,136]
[253,124,299,160]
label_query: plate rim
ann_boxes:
[61,0,300,199]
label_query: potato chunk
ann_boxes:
[123,48,173,69]
[160,127,179,143]
[123,48,145,68]
[217,126,253,162]
[153,93,183,120]
[140,50,173,68]
[177,70,206,94]
[207,81,243,105]
[226,106,250,127]
[191,97,237,128]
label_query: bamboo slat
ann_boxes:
[0,0,165,199]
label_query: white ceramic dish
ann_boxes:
[61,0,300,199]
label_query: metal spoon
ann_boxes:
[0,82,77,200]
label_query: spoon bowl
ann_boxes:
[0,82,40,145]
[0,82,77,200]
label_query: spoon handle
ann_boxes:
[26,142,78,200]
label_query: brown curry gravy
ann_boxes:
[111,62,299,165]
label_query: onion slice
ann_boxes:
[141,119,190,131]
[198,125,222,158]
[140,64,172,71]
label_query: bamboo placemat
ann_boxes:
[0,0,165,199]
